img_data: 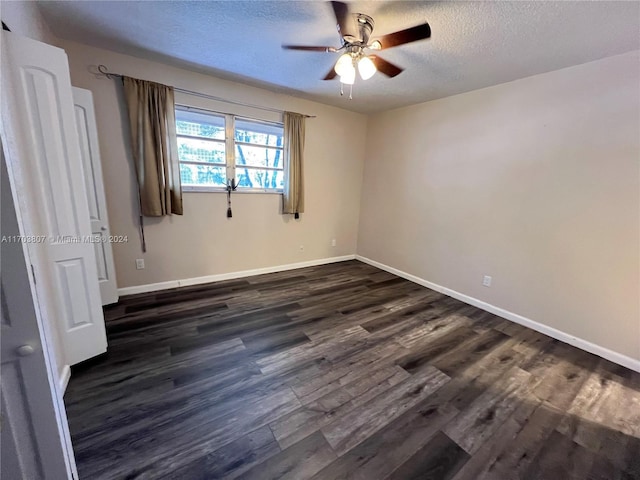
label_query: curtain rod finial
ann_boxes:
[97,64,122,80]
[97,64,110,77]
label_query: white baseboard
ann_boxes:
[118,255,357,296]
[59,365,71,394]
[356,255,640,373]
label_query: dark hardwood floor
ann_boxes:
[64,260,640,480]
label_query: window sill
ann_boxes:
[182,186,283,195]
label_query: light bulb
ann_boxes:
[369,40,382,50]
[358,56,377,80]
[334,53,353,76]
[340,67,356,85]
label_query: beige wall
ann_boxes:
[59,40,367,289]
[358,51,640,362]
[6,2,638,366]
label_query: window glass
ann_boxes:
[236,168,284,190]
[176,110,225,140]
[179,164,226,188]
[178,137,225,165]
[176,107,284,192]
[235,145,283,169]
[235,118,284,147]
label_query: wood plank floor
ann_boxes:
[64,260,640,480]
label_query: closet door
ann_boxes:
[1,31,107,366]
[72,87,119,305]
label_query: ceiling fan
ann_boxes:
[283,1,431,94]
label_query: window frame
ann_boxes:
[175,105,285,194]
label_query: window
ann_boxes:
[234,118,284,190]
[176,107,284,192]
[176,109,227,188]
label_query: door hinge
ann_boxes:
[30,264,36,284]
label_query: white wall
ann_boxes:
[58,40,367,290]
[1,1,57,45]
[358,51,640,364]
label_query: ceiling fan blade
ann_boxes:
[375,23,431,50]
[282,45,337,52]
[370,55,403,78]
[330,1,356,41]
[323,68,338,80]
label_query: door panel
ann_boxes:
[55,257,92,329]
[73,87,119,305]
[94,241,109,281]
[74,104,101,222]
[2,31,107,366]
[23,68,78,237]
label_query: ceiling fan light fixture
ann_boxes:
[283,2,430,95]
[358,56,377,80]
[334,53,354,76]
[340,68,356,85]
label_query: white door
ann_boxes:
[1,143,76,480]
[1,31,107,366]
[72,87,119,305]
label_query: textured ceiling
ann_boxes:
[36,1,640,114]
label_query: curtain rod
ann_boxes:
[97,65,316,118]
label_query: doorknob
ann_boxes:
[16,345,35,357]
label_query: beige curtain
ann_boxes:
[123,76,183,216]
[282,112,305,217]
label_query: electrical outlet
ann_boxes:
[136,258,145,270]
[331,238,336,247]
[299,245,304,252]
[482,275,492,287]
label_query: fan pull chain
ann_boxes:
[338,83,354,99]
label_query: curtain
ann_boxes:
[282,112,305,217]
[122,76,183,217]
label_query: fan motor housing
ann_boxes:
[344,13,375,45]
